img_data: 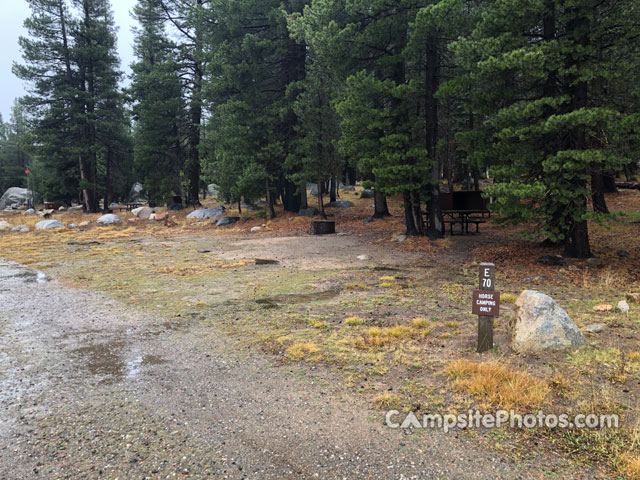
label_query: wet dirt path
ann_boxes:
[0,258,588,479]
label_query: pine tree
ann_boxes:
[131,0,185,207]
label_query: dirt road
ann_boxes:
[0,258,591,479]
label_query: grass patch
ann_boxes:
[344,316,366,326]
[500,293,518,303]
[286,343,322,362]
[409,317,431,329]
[447,359,550,411]
[373,392,404,410]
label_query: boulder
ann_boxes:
[535,255,566,266]
[78,221,91,228]
[152,212,169,221]
[35,220,65,230]
[360,189,374,199]
[215,216,240,226]
[616,300,630,313]
[299,207,319,217]
[58,206,66,211]
[586,257,604,268]
[187,207,225,220]
[11,224,28,232]
[0,187,33,210]
[67,224,78,229]
[24,209,36,215]
[584,323,607,333]
[132,206,153,219]
[127,182,147,203]
[509,290,586,353]
[395,235,407,243]
[68,205,83,211]
[251,226,263,232]
[325,200,354,208]
[96,214,122,225]
[0,221,13,231]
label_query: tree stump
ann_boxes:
[311,220,335,235]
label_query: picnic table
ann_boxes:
[425,191,491,235]
[113,202,144,212]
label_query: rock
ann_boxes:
[299,207,319,217]
[0,187,34,210]
[395,235,407,243]
[584,323,607,333]
[250,226,263,232]
[0,221,12,231]
[363,218,374,225]
[616,300,630,313]
[535,255,566,266]
[187,208,225,220]
[132,206,153,219]
[11,224,28,232]
[360,189,374,199]
[38,209,55,217]
[68,205,83,211]
[58,206,66,211]
[357,255,371,261]
[35,219,65,230]
[24,209,36,215]
[127,218,141,224]
[152,212,169,221]
[67,223,78,229]
[127,182,147,203]
[325,200,354,209]
[617,249,630,258]
[523,275,549,282]
[215,216,240,226]
[627,293,640,304]
[96,214,122,225]
[78,221,91,228]
[586,257,604,268]
[509,290,586,353]
[593,303,613,312]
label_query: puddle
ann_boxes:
[72,341,166,382]
[255,288,340,307]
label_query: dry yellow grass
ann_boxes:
[447,359,550,411]
[410,318,431,329]
[500,293,518,303]
[618,452,640,479]
[373,392,403,410]
[286,342,322,361]
[344,316,366,326]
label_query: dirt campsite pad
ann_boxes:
[1,189,640,478]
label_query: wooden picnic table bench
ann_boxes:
[425,191,491,235]
[113,203,144,212]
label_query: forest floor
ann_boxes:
[1,187,639,478]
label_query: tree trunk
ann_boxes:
[329,177,337,202]
[591,166,609,214]
[317,180,326,219]
[424,33,443,239]
[603,171,618,193]
[403,190,419,236]
[373,189,390,218]
[266,177,276,219]
[300,180,308,210]
[565,215,592,258]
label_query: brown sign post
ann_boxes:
[474,263,499,353]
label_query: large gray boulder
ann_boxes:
[325,200,354,209]
[299,207,319,217]
[508,290,586,353]
[96,214,122,225]
[0,221,13,231]
[215,216,240,226]
[132,206,153,219]
[0,187,33,210]
[187,207,225,220]
[35,220,65,230]
[127,182,147,203]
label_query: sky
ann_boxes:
[0,0,136,123]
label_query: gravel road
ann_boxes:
[0,259,596,479]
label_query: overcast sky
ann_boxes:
[0,0,136,123]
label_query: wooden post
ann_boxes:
[477,263,495,353]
